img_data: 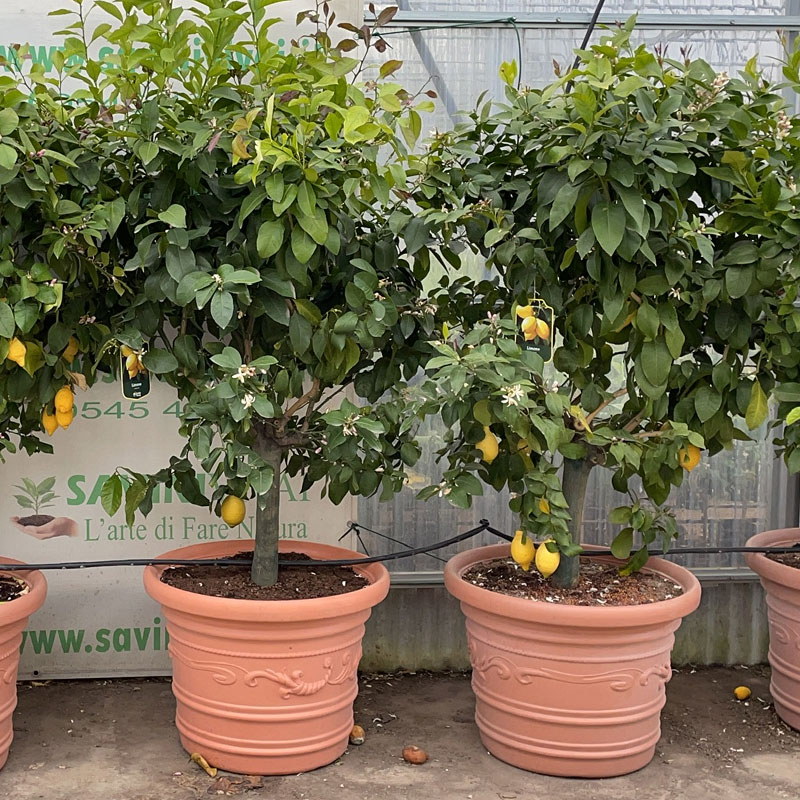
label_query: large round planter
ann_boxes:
[444,544,701,777]
[745,528,800,731]
[0,558,47,771]
[144,540,389,775]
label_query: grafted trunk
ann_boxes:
[250,434,283,587]
[550,456,594,589]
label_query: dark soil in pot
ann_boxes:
[161,551,368,600]
[0,575,28,602]
[767,552,800,570]
[16,514,54,527]
[462,556,684,606]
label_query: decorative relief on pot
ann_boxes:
[469,642,671,692]
[171,647,362,697]
[770,622,800,651]
[0,646,19,685]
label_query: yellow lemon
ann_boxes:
[56,408,74,429]
[510,530,535,571]
[535,539,561,579]
[733,686,751,701]
[524,330,537,342]
[42,409,58,436]
[126,353,140,379]
[54,385,74,413]
[535,318,551,340]
[7,338,26,368]
[220,495,246,526]
[62,336,79,362]
[678,444,701,472]
[516,305,534,319]
[476,426,499,464]
[520,316,537,333]
[120,345,135,357]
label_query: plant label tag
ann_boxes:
[121,351,151,400]
[514,299,554,363]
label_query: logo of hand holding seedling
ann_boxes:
[12,477,78,540]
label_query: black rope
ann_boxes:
[0,519,798,572]
[0,520,491,572]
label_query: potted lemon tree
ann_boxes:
[38,0,443,776]
[415,22,800,776]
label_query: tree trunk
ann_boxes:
[250,434,283,587]
[550,456,595,590]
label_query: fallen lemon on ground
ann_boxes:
[516,305,534,319]
[42,409,58,435]
[220,495,246,526]
[535,539,561,578]
[55,385,74,413]
[7,338,26,368]
[476,426,499,464]
[511,530,535,571]
[679,444,701,472]
[733,686,751,701]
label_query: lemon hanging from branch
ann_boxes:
[678,444,701,472]
[535,539,561,579]
[476,426,499,464]
[7,338,26,368]
[510,530,535,571]
[220,495,246,527]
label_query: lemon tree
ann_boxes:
[19,0,449,587]
[0,35,129,459]
[416,21,800,587]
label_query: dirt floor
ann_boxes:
[3,666,799,800]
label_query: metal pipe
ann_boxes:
[381,11,800,32]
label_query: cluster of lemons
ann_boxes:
[511,531,561,578]
[42,386,75,434]
[516,304,550,342]
[6,336,81,435]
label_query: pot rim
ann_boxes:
[745,528,800,589]
[143,539,390,621]
[444,543,701,627]
[0,556,47,621]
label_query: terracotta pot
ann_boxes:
[143,540,389,775]
[0,558,47,771]
[444,544,701,777]
[745,528,800,731]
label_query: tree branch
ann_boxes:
[282,378,322,423]
[585,387,627,426]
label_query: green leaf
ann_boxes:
[289,313,312,354]
[636,302,659,340]
[334,311,359,334]
[639,339,671,386]
[157,204,186,228]
[294,298,322,325]
[101,475,123,517]
[786,406,800,426]
[591,201,626,255]
[210,291,234,329]
[0,302,15,338]
[257,220,284,258]
[124,480,149,526]
[142,349,179,374]
[695,385,722,423]
[291,227,316,263]
[138,141,159,166]
[403,217,428,255]
[297,208,329,245]
[725,267,753,299]
[0,143,17,170]
[210,346,242,371]
[0,108,19,136]
[549,182,580,229]
[745,380,769,430]
[611,527,634,559]
[609,506,632,524]
[296,182,316,217]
